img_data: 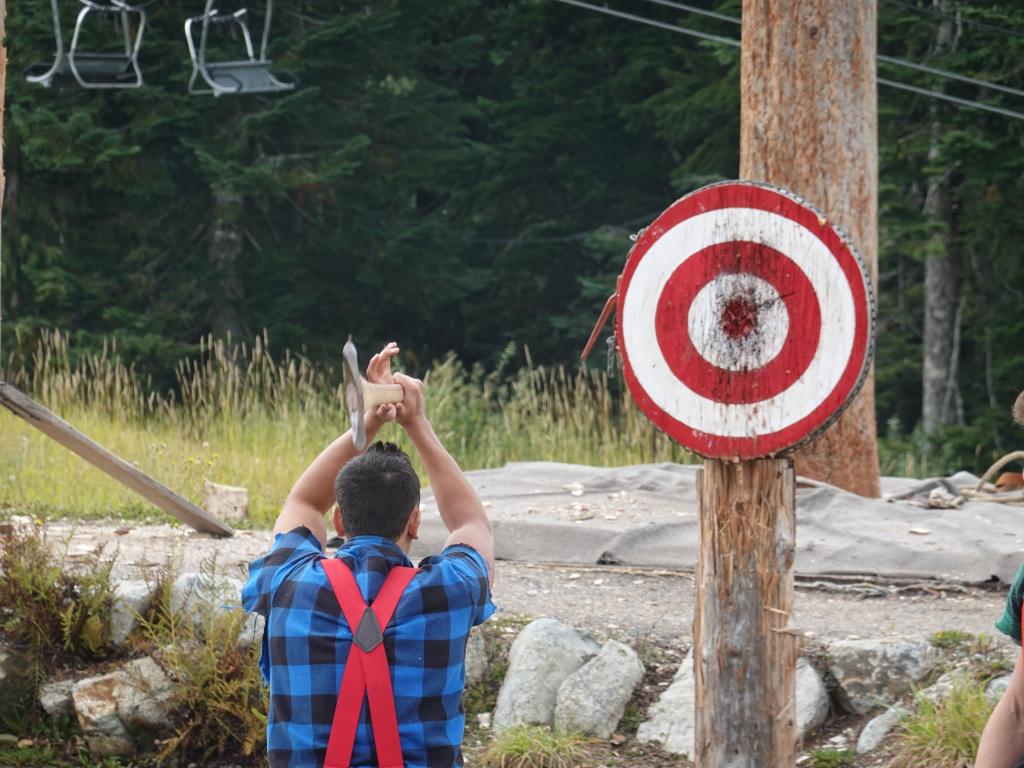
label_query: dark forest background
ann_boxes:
[3,0,1024,472]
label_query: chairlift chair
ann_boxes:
[25,0,155,89]
[185,0,294,96]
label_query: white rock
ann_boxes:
[856,706,908,753]
[492,618,600,730]
[237,612,266,650]
[110,580,154,647]
[796,658,829,738]
[203,481,249,522]
[637,650,696,757]
[987,674,1013,703]
[916,670,957,705]
[72,656,176,756]
[39,678,75,719]
[171,571,244,631]
[555,640,645,738]
[829,638,937,714]
[464,628,487,686]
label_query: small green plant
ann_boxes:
[139,560,267,763]
[478,725,593,768]
[891,674,994,768]
[0,523,115,723]
[809,748,855,768]
[930,630,974,650]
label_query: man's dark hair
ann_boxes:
[335,442,421,540]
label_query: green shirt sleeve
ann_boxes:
[995,560,1024,645]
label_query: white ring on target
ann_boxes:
[686,274,789,372]
[621,207,856,438]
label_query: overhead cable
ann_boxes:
[634,0,1024,100]
[553,0,1024,122]
[880,0,1024,42]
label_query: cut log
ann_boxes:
[0,382,233,537]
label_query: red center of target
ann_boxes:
[654,241,821,405]
[721,297,758,339]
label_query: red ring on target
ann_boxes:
[654,241,821,405]
[616,181,874,460]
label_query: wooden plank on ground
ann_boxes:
[0,382,234,537]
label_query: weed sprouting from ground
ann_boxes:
[809,748,856,768]
[930,629,974,650]
[890,673,995,768]
[478,726,594,768]
[139,559,267,763]
[0,522,115,724]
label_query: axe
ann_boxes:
[342,340,405,450]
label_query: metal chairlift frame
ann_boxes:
[26,0,150,89]
[185,0,294,96]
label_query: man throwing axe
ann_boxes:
[243,341,495,767]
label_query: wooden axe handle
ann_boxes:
[362,382,405,409]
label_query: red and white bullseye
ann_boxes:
[617,182,873,459]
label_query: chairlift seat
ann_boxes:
[25,53,138,88]
[203,59,294,95]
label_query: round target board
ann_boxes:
[617,181,875,460]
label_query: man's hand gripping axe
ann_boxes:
[342,340,405,451]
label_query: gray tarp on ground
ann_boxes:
[413,462,1024,585]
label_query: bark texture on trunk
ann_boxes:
[694,459,797,768]
[209,188,246,341]
[740,0,880,497]
[921,0,960,437]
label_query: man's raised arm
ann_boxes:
[273,343,400,546]
[395,373,495,582]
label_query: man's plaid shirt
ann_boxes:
[242,527,495,768]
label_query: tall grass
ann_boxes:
[1,330,691,526]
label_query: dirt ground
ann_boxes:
[34,518,1013,649]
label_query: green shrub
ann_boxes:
[809,749,856,768]
[891,674,994,768]
[139,561,267,762]
[930,630,974,650]
[0,522,115,723]
[478,726,593,768]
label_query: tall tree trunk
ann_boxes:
[921,0,960,437]
[741,0,880,497]
[208,188,246,341]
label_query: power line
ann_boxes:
[880,0,1024,42]
[554,0,740,47]
[634,0,1024,100]
[878,76,1024,121]
[553,0,1024,122]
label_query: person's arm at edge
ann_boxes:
[398,374,495,583]
[976,649,1024,768]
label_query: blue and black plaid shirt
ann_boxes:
[242,527,495,768]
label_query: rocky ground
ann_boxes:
[1,517,1012,767]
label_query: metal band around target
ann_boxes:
[617,181,875,459]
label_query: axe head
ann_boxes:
[342,340,367,450]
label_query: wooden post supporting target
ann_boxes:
[615,181,874,767]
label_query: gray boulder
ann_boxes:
[110,580,154,647]
[39,678,75,719]
[636,650,696,757]
[987,673,1013,703]
[72,656,176,756]
[856,706,908,753]
[555,640,645,738]
[638,653,830,757]
[492,618,600,730]
[916,670,958,705]
[829,638,937,714]
[796,658,829,737]
[464,628,487,686]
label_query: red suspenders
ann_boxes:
[321,559,418,768]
